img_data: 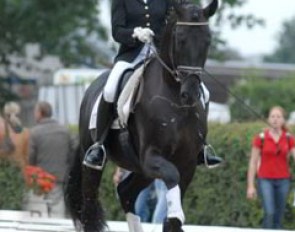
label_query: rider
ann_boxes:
[83,0,223,170]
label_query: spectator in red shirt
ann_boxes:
[247,106,295,229]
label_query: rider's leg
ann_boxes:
[83,61,133,170]
[84,44,155,170]
[197,82,223,168]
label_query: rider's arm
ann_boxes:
[111,0,140,47]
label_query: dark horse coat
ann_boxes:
[65,0,218,231]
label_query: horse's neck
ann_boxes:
[160,18,175,69]
[135,62,182,125]
[143,59,179,97]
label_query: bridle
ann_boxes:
[145,17,210,136]
[174,21,209,79]
[150,20,209,83]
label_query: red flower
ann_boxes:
[24,165,56,196]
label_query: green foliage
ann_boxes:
[0,80,19,109]
[181,123,256,226]
[0,158,25,209]
[0,0,263,66]
[183,123,263,227]
[0,0,107,66]
[98,123,295,229]
[229,74,295,122]
[193,0,263,30]
[264,17,295,64]
[205,0,264,60]
[3,123,295,229]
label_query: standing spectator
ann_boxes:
[135,179,167,223]
[0,101,29,173]
[152,179,167,223]
[135,183,153,222]
[113,166,130,187]
[113,167,167,223]
[25,101,75,218]
[247,106,295,229]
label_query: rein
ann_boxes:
[202,69,271,127]
[147,19,270,128]
[150,16,270,127]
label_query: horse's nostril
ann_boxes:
[181,92,189,101]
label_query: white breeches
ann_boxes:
[102,43,209,104]
[103,61,133,102]
[103,44,154,103]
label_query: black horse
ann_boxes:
[65,0,218,231]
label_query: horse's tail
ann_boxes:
[65,144,107,232]
[64,145,83,229]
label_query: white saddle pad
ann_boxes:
[89,65,209,129]
[89,65,145,130]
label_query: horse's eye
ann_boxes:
[192,12,199,21]
[176,28,186,41]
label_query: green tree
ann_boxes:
[229,74,295,122]
[0,0,109,67]
[0,82,18,110]
[264,17,295,64]
[195,0,264,60]
[0,0,263,68]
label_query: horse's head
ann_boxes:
[163,0,218,105]
[173,0,217,67]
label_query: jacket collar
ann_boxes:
[38,118,57,125]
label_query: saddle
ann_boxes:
[89,61,148,130]
[116,63,146,127]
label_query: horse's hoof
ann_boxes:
[163,218,184,232]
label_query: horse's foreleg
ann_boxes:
[163,156,197,232]
[117,172,152,232]
[143,152,184,232]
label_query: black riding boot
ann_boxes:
[197,144,223,169]
[83,98,114,170]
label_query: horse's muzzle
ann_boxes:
[180,90,198,106]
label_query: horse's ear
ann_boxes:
[169,0,183,16]
[203,0,218,18]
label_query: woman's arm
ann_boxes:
[247,147,260,200]
[113,167,123,186]
[290,147,295,162]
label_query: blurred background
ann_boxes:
[1,0,295,126]
[2,1,295,229]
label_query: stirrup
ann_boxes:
[83,143,106,170]
[203,144,221,169]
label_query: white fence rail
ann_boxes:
[0,210,293,232]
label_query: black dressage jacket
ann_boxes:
[111,0,171,62]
